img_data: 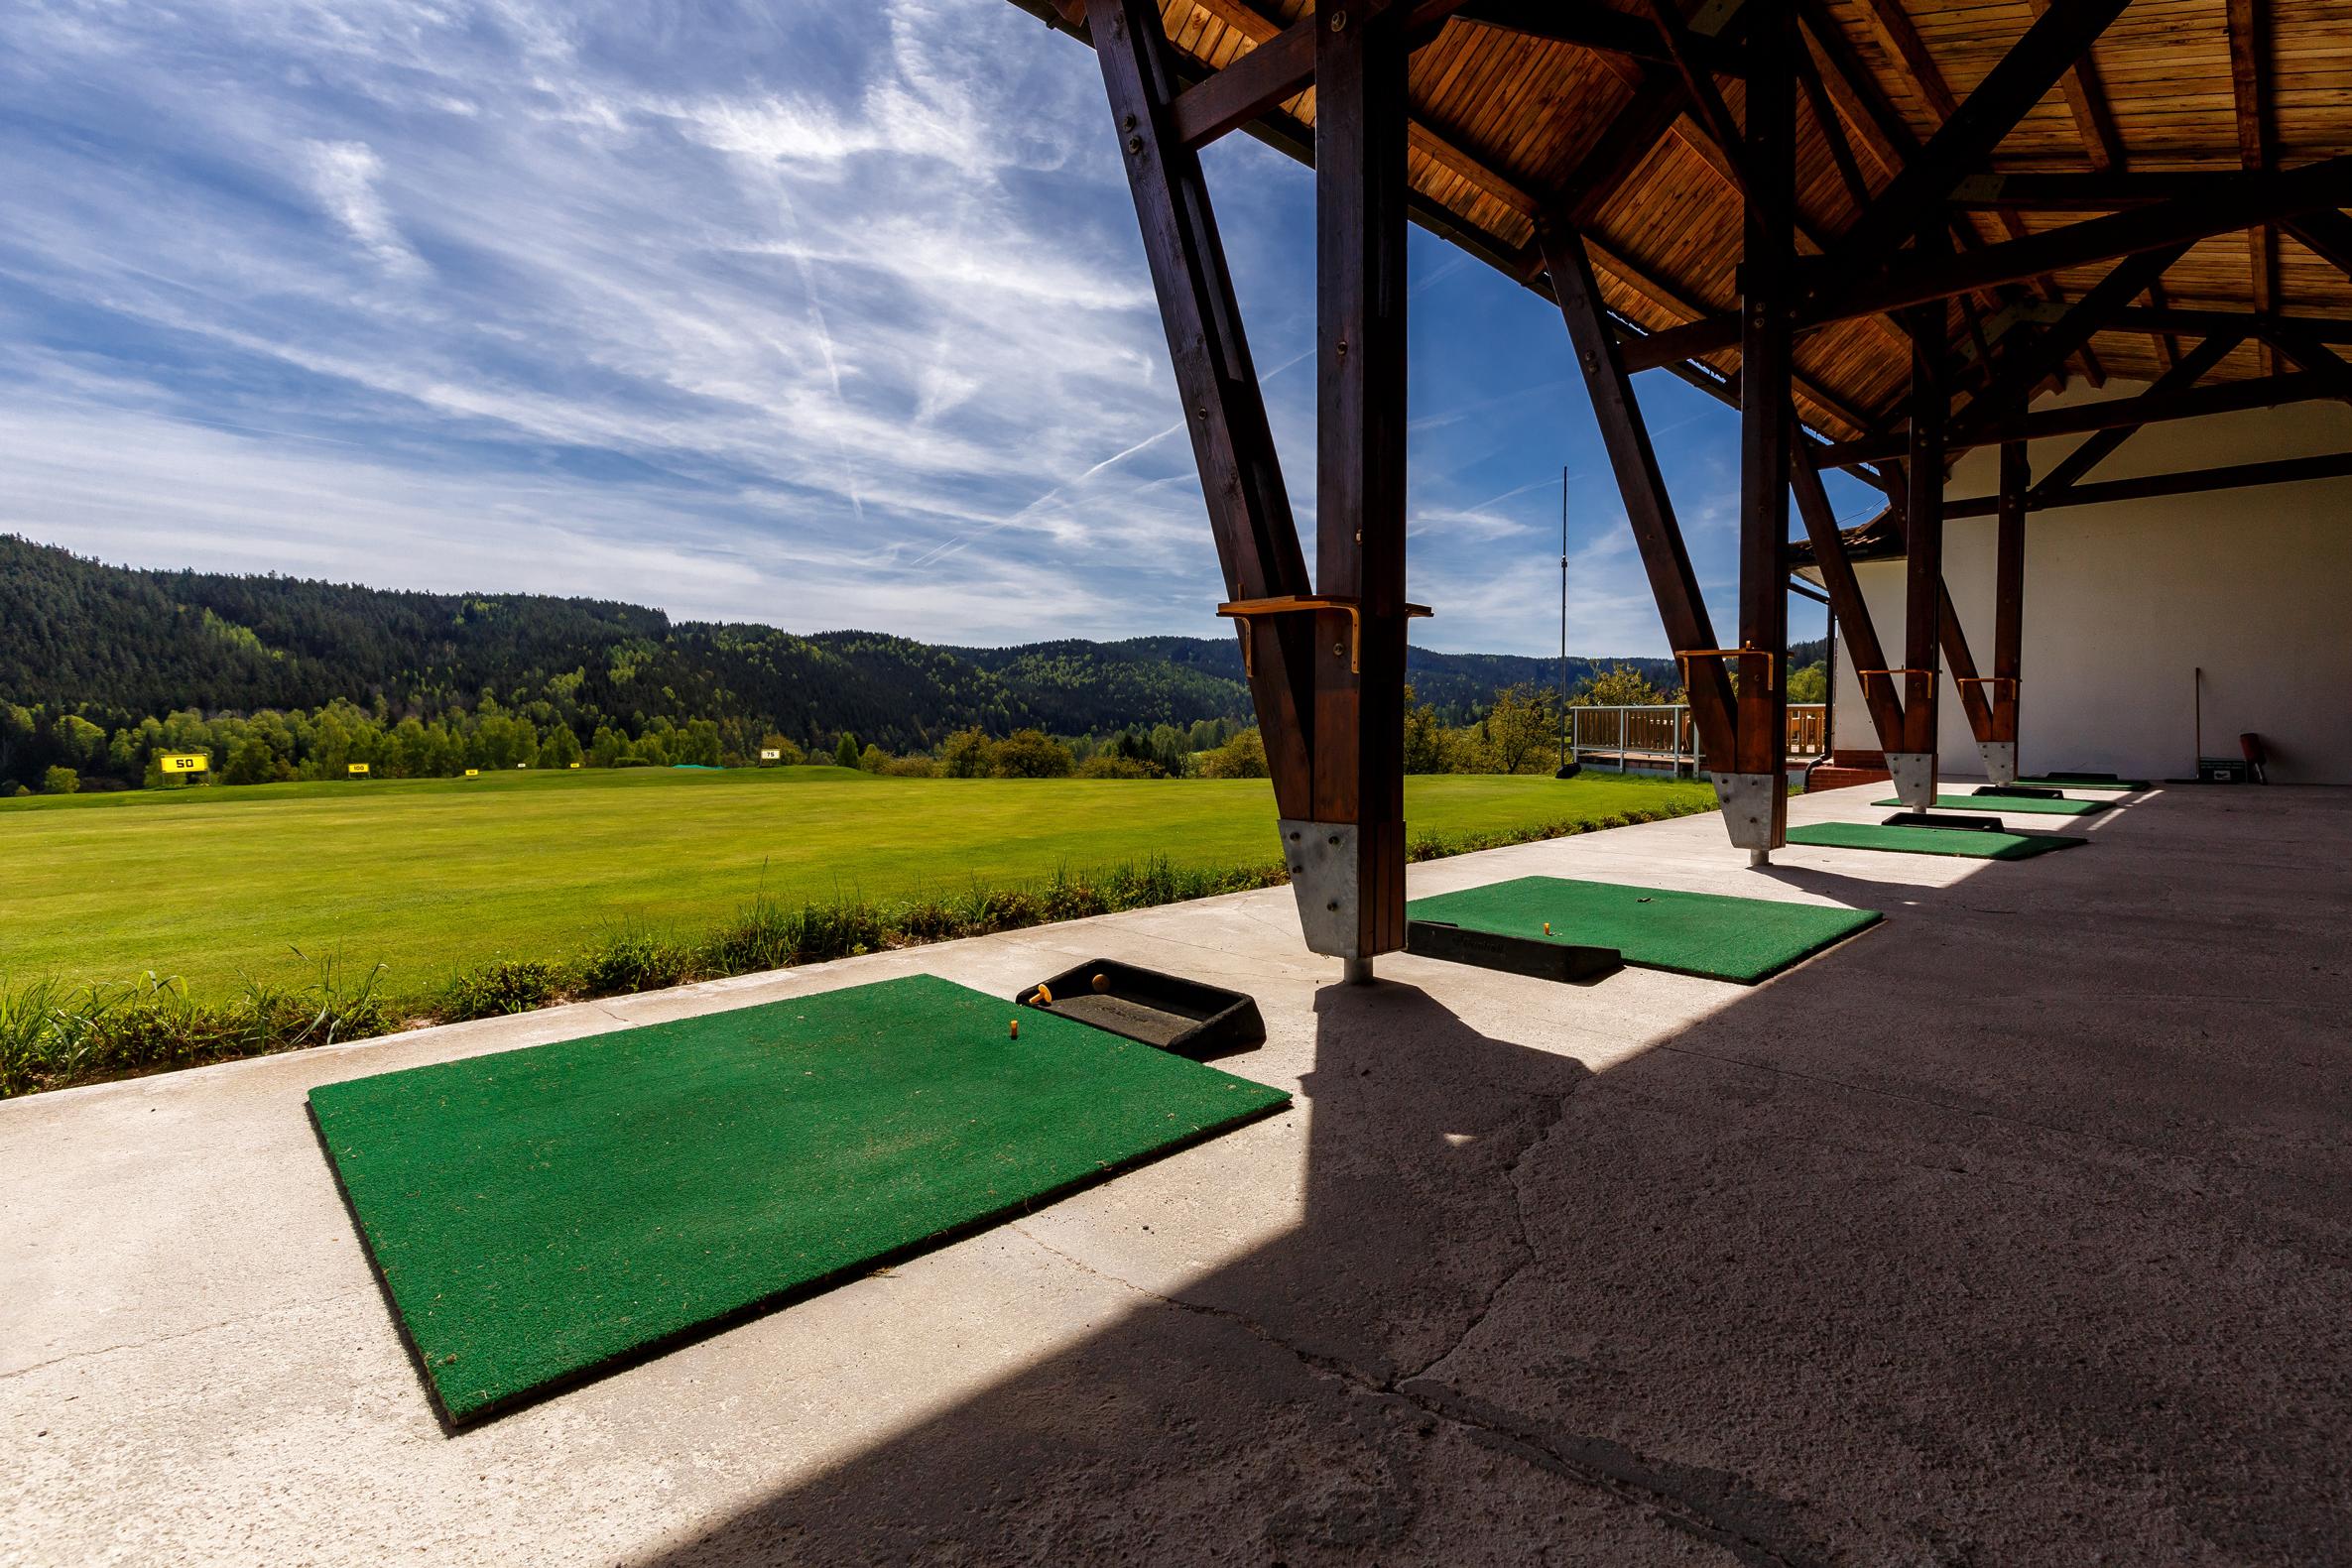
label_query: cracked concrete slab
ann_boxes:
[3,783,2348,1565]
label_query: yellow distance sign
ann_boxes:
[759,748,782,762]
[158,753,208,775]
[568,762,580,769]
[347,763,371,777]
[464,769,480,778]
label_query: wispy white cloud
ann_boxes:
[0,0,1758,654]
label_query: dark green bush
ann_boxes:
[438,958,566,1021]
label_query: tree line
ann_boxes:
[1,534,1827,795]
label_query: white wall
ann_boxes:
[1821,386,2352,784]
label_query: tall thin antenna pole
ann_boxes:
[1557,464,1569,773]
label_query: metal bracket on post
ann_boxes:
[1886,752,1937,809]
[1280,819,1363,961]
[1709,772,1782,854]
[1977,740,2019,785]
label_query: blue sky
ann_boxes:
[0,0,1868,656]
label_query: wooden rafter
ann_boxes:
[2029,331,2243,503]
[2028,0,2126,174]
[1626,160,2352,372]
[1839,0,2127,383]
[1828,366,2326,463]
[2226,0,2279,374]
[1949,451,2352,517]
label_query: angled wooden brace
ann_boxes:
[1792,452,1907,759]
[1536,218,1743,822]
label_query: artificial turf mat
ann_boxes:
[1872,792,2110,816]
[1787,822,2088,860]
[309,973,1290,1426]
[2014,776,2149,791]
[1404,876,1879,984]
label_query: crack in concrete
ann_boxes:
[1006,1088,1830,1568]
[1402,1089,1567,1387]
[0,1285,372,1384]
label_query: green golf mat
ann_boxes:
[1872,793,2109,816]
[309,973,1290,1426]
[1787,822,2088,860]
[1405,877,1879,984]
[2014,776,2149,792]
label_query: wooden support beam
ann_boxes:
[2028,0,2126,174]
[1087,0,1315,811]
[1826,365,2325,463]
[1537,219,1738,765]
[1948,449,2352,517]
[1451,0,1739,71]
[1901,315,1945,782]
[1993,442,2027,751]
[1313,0,1412,959]
[2225,0,2278,374]
[1795,34,1872,214]
[1733,5,1794,843]
[1937,582,1996,745]
[1825,0,2130,286]
[1948,243,2193,436]
[1623,157,2352,372]
[2030,331,2243,502]
[2264,328,2352,402]
[1641,0,1751,197]
[1793,454,1904,753]
[1170,11,1316,148]
[1553,68,1689,227]
[1795,0,1910,178]
[2285,209,2352,283]
[2106,305,2352,344]
[1950,170,2264,211]
[2142,278,2180,372]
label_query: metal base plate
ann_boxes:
[1977,740,2018,785]
[1279,818,1360,959]
[1708,772,1786,851]
[1886,752,1937,810]
[1406,920,1623,985]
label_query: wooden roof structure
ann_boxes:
[1012,0,2352,445]
[1015,0,2351,957]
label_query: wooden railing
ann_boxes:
[1565,703,1828,775]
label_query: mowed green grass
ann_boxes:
[1,765,1715,1000]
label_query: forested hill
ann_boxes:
[3,534,1760,755]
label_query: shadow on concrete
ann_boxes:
[631,793,2352,1565]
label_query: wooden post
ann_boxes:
[1893,309,1946,808]
[1731,4,1794,858]
[1087,0,1316,814]
[1992,440,2029,779]
[1310,0,1411,974]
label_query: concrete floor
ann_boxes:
[4,782,2348,1566]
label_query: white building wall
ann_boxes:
[1825,387,2352,784]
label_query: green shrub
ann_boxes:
[41,766,78,795]
[577,925,695,995]
[438,958,566,1021]
[0,956,387,1097]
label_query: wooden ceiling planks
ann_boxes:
[1102,0,2352,438]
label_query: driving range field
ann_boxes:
[1,765,1716,1000]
